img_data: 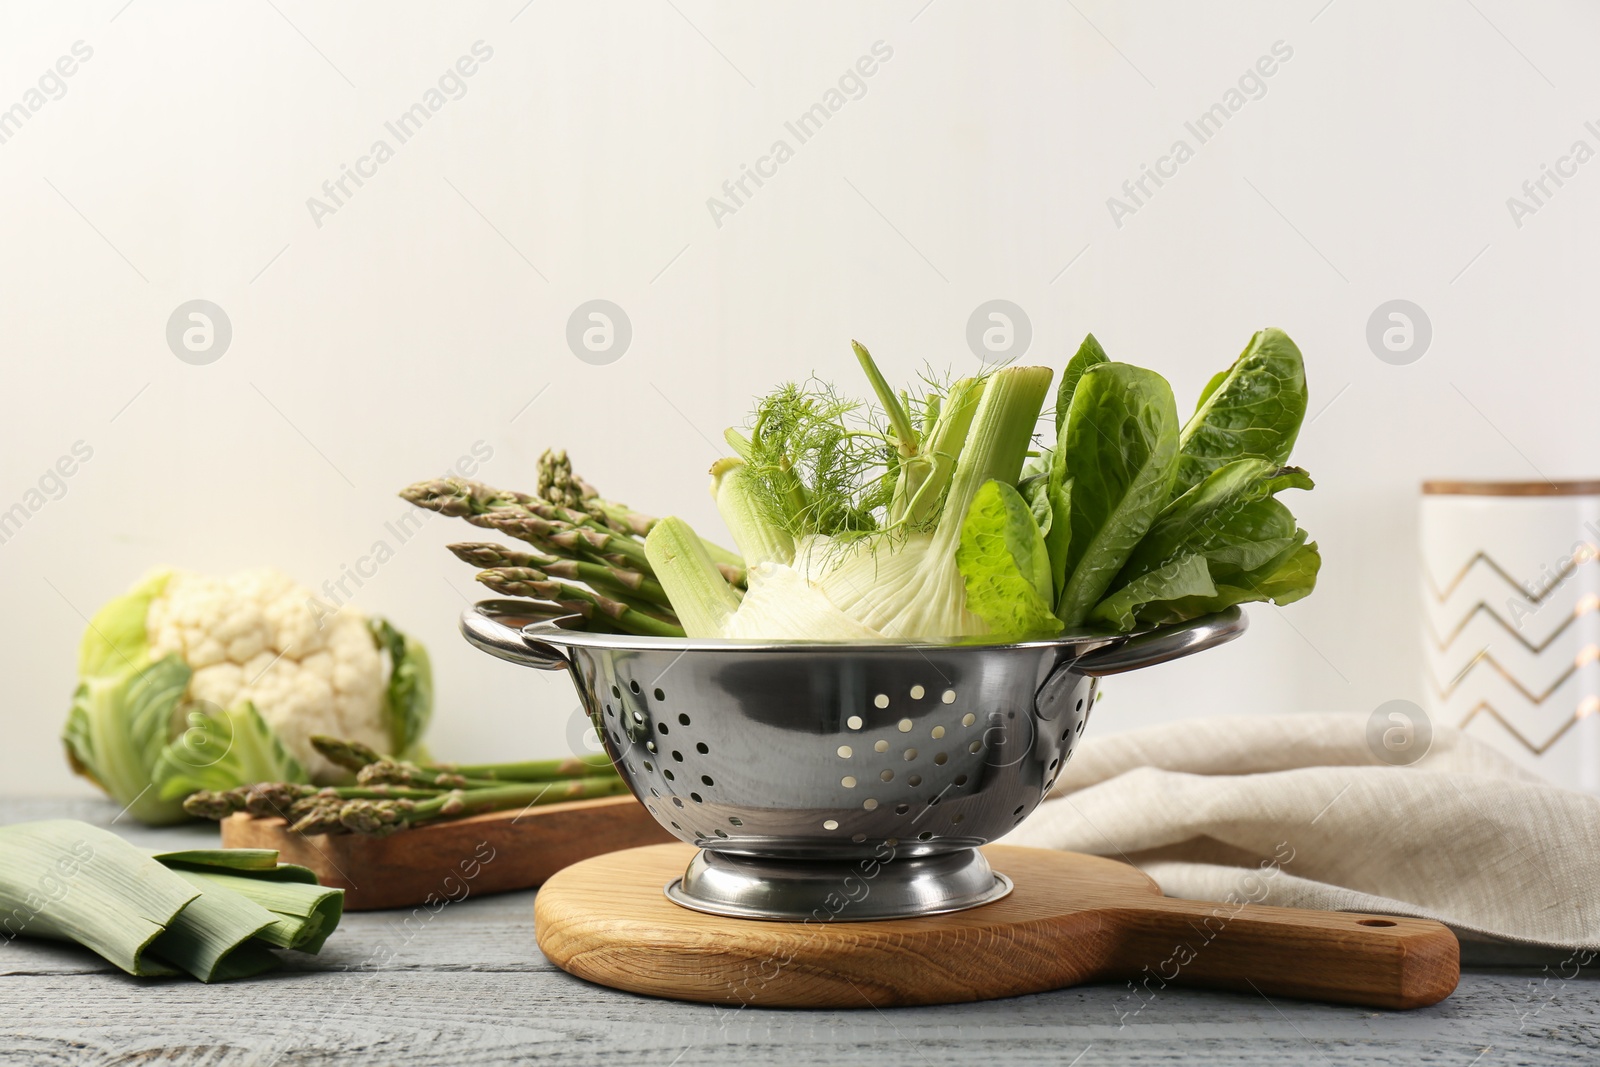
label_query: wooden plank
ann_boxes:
[220,794,676,909]
[1,798,1591,1066]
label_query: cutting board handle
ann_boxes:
[1106,897,1459,1009]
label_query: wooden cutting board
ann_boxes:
[536,843,1459,1009]
[221,795,674,910]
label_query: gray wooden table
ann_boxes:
[2,799,1594,1066]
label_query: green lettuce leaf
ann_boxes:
[1136,538,1322,626]
[151,701,309,801]
[957,479,1062,638]
[1091,553,1216,632]
[1175,328,1307,495]
[1053,333,1109,438]
[1117,459,1313,583]
[1054,363,1180,626]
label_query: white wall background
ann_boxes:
[2,0,1595,797]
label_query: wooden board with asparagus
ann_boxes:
[196,736,672,910]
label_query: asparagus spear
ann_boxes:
[474,568,685,637]
[311,736,619,785]
[438,754,617,782]
[182,783,446,821]
[538,448,659,537]
[448,542,668,604]
[337,777,631,837]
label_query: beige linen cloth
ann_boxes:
[1002,713,1600,961]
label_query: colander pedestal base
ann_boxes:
[663,846,1014,921]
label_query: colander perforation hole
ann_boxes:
[701,775,714,786]
[1076,698,1084,712]
[690,792,703,803]
[1013,805,1026,816]
[910,684,925,699]
[874,694,890,708]
[852,833,867,843]
[611,685,622,699]
[695,742,709,754]
[714,829,728,838]
[728,816,743,826]
[961,713,976,727]
[897,718,913,733]
[907,774,922,787]
[655,687,666,701]
[671,820,681,829]
[954,774,969,786]
[643,760,653,771]
[1049,758,1059,771]
[880,769,894,783]
[1060,729,1070,742]
[649,787,659,797]
[837,745,853,758]
[671,797,683,807]
[903,748,918,761]
[658,722,668,735]
[968,741,983,753]
[664,770,676,781]
[918,831,933,841]
[678,713,691,726]
[646,741,656,752]
[933,752,948,765]
[846,715,863,730]
[873,740,889,753]
[823,819,839,830]
[605,704,614,717]
[941,689,957,704]
[842,775,857,788]
[672,750,683,762]
[1076,719,1085,734]
[894,803,910,815]
[863,798,879,811]
[931,725,945,739]
[629,680,641,694]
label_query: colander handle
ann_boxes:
[460,600,572,671]
[1072,606,1246,677]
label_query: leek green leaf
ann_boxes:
[175,868,344,954]
[153,868,279,982]
[0,821,197,976]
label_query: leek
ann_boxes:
[0,821,344,982]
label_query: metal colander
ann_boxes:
[463,601,1245,920]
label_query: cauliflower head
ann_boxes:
[64,567,433,823]
[146,569,398,782]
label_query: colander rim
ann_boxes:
[496,604,1241,656]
